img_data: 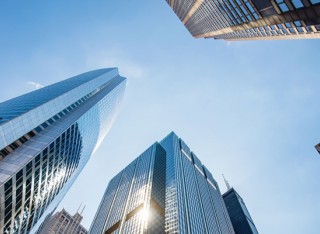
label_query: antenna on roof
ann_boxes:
[80,204,86,215]
[222,174,231,190]
[77,203,82,213]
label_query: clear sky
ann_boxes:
[0,1,320,233]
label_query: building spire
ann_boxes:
[80,204,86,215]
[222,174,231,190]
[77,203,82,213]
[76,203,86,215]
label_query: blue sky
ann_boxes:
[0,1,320,233]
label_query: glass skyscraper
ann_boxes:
[165,0,320,40]
[90,132,235,234]
[222,188,259,234]
[0,68,126,234]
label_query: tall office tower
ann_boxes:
[90,132,234,234]
[36,208,87,234]
[222,188,259,234]
[160,132,234,234]
[165,0,320,40]
[0,68,126,234]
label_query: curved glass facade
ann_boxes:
[0,68,126,234]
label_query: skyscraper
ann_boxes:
[36,208,87,234]
[165,0,320,40]
[161,132,234,234]
[90,132,235,234]
[222,188,259,234]
[0,68,126,234]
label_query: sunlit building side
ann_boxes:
[89,143,166,234]
[0,68,126,234]
[90,132,234,234]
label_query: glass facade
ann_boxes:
[166,0,320,40]
[160,132,234,234]
[0,68,126,234]
[90,132,234,234]
[89,143,166,234]
[222,188,259,234]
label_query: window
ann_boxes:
[279,3,289,12]
[306,26,314,32]
[297,27,303,33]
[285,22,292,28]
[289,28,296,33]
[277,24,283,29]
[276,0,290,12]
[291,0,304,8]
[294,20,302,27]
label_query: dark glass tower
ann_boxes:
[0,68,126,234]
[90,132,234,234]
[165,0,320,40]
[222,188,259,234]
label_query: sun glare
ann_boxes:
[139,207,149,222]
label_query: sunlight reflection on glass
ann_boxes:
[139,206,149,222]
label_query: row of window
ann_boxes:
[172,0,198,21]
[215,20,320,39]
[186,0,260,36]
[176,139,229,233]
[0,79,111,160]
[275,0,320,13]
[0,69,111,124]
[3,124,82,234]
[224,0,259,25]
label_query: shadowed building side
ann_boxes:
[222,188,259,234]
[315,143,320,154]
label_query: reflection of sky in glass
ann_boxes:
[1,2,319,233]
[30,74,126,234]
[1,70,126,234]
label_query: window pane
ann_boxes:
[279,3,289,12]
[291,0,304,8]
